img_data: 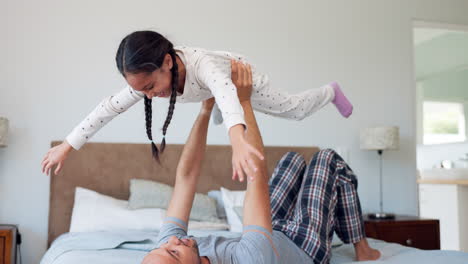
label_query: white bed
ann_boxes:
[41,230,468,264]
[42,143,468,264]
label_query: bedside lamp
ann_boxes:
[0,117,9,147]
[360,126,399,219]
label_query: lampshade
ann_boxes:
[0,117,9,147]
[360,126,399,151]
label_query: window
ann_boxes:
[423,101,466,145]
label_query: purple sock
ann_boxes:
[330,81,353,118]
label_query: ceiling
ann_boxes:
[414,28,468,80]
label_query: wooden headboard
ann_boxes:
[47,141,319,246]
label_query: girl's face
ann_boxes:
[125,54,173,99]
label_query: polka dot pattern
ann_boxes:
[66,46,336,150]
[66,85,145,150]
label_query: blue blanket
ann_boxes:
[41,231,468,264]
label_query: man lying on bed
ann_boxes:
[142,62,380,264]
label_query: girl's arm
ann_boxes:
[196,56,263,181]
[228,123,264,181]
[66,85,144,150]
[230,60,272,232]
[229,60,264,181]
[41,85,143,175]
[196,56,247,134]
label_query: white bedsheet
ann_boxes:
[331,238,468,264]
[41,230,468,264]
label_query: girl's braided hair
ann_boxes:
[116,31,178,162]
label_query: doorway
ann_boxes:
[413,21,468,252]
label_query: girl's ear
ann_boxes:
[164,53,173,70]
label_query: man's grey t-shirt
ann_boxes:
[155,217,313,264]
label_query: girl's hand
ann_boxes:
[229,125,264,182]
[41,141,73,175]
[229,60,263,182]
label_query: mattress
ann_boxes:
[41,230,468,264]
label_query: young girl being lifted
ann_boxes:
[41,30,353,182]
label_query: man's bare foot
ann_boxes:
[354,238,381,261]
[356,247,381,261]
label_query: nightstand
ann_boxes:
[364,215,440,250]
[0,225,17,264]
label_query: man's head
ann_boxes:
[142,236,202,264]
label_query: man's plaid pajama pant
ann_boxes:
[269,149,365,264]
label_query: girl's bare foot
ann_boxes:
[354,238,381,261]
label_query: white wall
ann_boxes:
[1,0,468,263]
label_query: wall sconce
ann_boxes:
[0,117,9,147]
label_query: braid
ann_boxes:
[144,96,160,162]
[159,50,178,152]
[116,31,179,161]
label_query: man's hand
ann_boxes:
[201,97,215,115]
[229,60,264,182]
[231,59,253,103]
[231,62,272,232]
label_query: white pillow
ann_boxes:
[207,190,227,219]
[188,221,230,231]
[70,187,230,233]
[220,187,246,232]
[70,187,165,232]
[129,179,220,222]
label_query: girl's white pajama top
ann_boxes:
[66,46,334,150]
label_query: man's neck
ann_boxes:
[201,256,210,264]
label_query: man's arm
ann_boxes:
[165,99,215,223]
[230,60,272,232]
[241,102,272,232]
